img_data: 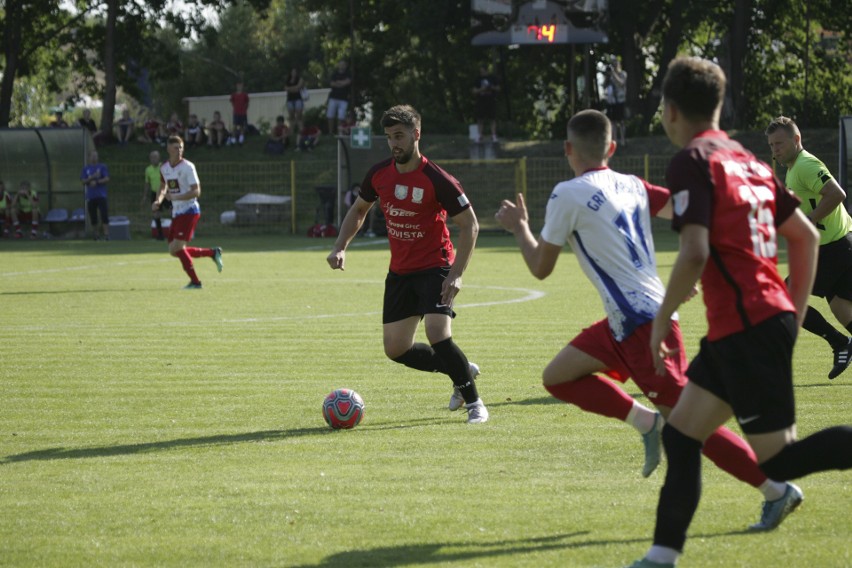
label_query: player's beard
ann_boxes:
[392,145,414,165]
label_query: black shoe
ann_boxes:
[829,337,852,379]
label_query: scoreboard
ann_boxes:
[472,0,609,46]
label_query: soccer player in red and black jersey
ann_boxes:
[327,105,488,424]
[627,58,852,568]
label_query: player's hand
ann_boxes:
[440,276,461,307]
[327,249,345,270]
[151,201,160,212]
[650,317,678,375]
[495,193,529,233]
[684,284,700,302]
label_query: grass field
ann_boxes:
[0,232,849,567]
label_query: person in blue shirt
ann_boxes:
[80,150,111,240]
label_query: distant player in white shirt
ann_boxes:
[153,135,223,289]
[495,110,798,530]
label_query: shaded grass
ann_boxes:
[0,234,849,567]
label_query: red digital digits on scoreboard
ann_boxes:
[527,24,556,42]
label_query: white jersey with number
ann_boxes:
[160,158,200,217]
[540,167,672,341]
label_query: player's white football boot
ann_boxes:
[464,399,489,424]
[641,413,664,478]
[749,482,803,531]
[448,362,481,411]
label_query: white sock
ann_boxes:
[759,479,787,501]
[626,400,657,434]
[646,545,680,565]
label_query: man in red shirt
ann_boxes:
[229,81,249,146]
[628,57,852,568]
[327,105,488,423]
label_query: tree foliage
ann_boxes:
[1,0,850,135]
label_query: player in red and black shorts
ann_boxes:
[625,58,852,568]
[327,105,488,424]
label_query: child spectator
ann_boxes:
[50,111,69,128]
[297,124,321,151]
[165,112,183,137]
[184,114,205,146]
[207,111,228,148]
[143,116,166,145]
[264,116,290,155]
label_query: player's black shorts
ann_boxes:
[383,266,456,324]
[812,232,852,301]
[686,312,797,435]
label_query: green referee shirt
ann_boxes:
[785,149,852,245]
[145,164,161,194]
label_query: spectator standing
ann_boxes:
[78,109,97,134]
[766,116,852,380]
[264,115,290,155]
[142,150,169,240]
[80,150,110,240]
[327,104,488,424]
[114,109,135,145]
[184,114,205,147]
[152,135,223,289]
[50,111,69,128]
[326,60,352,135]
[608,55,628,146]
[285,67,305,145]
[472,65,500,143]
[229,81,250,145]
[207,111,228,148]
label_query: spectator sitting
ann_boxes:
[264,115,291,155]
[184,114,205,146]
[50,111,69,128]
[207,111,228,148]
[143,117,166,145]
[10,181,40,239]
[114,109,135,145]
[297,124,321,151]
[165,112,183,137]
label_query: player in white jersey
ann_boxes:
[153,135,223,289]
[495,110,798,530]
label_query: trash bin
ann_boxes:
[108,216,131,240]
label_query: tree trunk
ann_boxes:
[729,0,753,128]
[100,0,119,140]
[0,0,25,127]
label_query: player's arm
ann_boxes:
[327,197,374,270]
[651,223,709,373]
[152,180,168,211]
[495,193,561,280]
[808,178,846,224]
[441,206,479,305]
[173,183,200,201]
[778,208,819,328]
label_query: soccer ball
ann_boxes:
[322,388,365,430]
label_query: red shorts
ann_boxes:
[168,213,199,243]
[569,318,688,407]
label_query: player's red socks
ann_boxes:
[545,375,633,420]
[185,247,214,258]
[175,248,200,284]
[702,426,766,487]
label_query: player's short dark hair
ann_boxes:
[167,135,184,146]
[765,116,800,137]
[380,105,421,131]
[567,109,611,161]
[662,57,726,121]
